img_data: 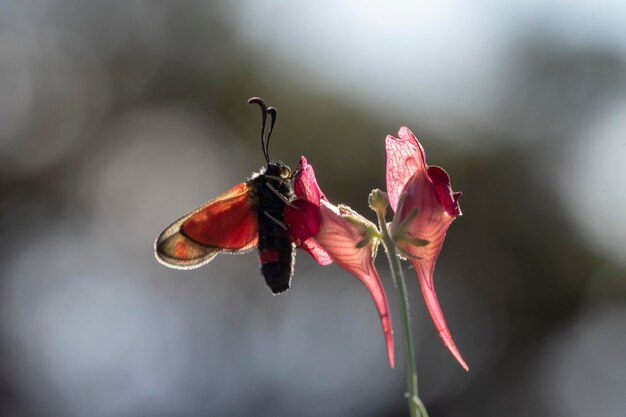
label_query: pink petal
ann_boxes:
[300,236,333,266]
[294,156,325,203]
[285,156,329,257]
[286,157,394,366]
[285,199,321,243]
[409,257,468,371]
[385,127,427,213]
[428,166,462,217]
[393,164,467,370]
[311,201,395,367]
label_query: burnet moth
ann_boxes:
[155,97,300,294]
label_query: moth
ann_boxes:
[155,98,301,294]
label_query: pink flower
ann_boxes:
[386,127,468,371]
[285,157,395,368]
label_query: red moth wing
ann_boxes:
[181,183,258,249]
[155,182,258,270]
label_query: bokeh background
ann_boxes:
[1,1,625,416]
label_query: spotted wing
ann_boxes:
[155,183,258,270]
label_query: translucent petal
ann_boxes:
[389,136,467,370]
[385,127,426,213]
[312,201,394,367]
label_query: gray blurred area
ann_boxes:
[1,1,625,416]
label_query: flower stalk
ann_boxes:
[370,190,429,417]
[288,127,468,416]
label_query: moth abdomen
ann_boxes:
[252,163,296,294]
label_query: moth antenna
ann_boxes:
[248,97,271,163]
[265,107,278,161]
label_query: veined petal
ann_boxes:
[311,201,394,367]
[286,157,395,366]
[299,234,333,266]
[409,256,468,371]
[391,150,467,370]
[385,127,426,213]
[428,166,462,217]
[285,156,325,246]
[294,156,325,204]
[286,199,322,244]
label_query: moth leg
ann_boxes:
[264,211,289,230]
[265,182,302,210]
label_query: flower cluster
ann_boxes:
[286,127,467,371]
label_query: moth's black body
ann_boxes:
[250,162,295,294]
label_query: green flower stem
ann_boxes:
[375,208,429,417]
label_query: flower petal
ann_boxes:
[393,165,468,370]
[385,127,426,213]
[300,235,334,266]
[311,201,394,367]
[294,156,325,204]
[286,157,394,366]
[428,166,462,217]
[285,156,326,246]
[285,199,321,243]
[408,258,468,371]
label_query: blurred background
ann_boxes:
[1,1,625,416]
